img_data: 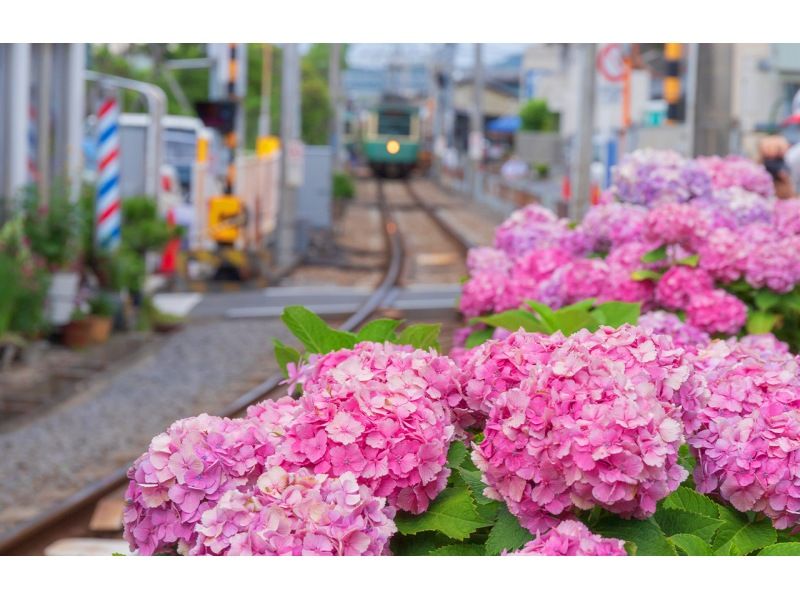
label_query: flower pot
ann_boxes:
[86,315,113,344]
[46,271,80,326]
[62,319,93,349]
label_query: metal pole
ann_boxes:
[276,43,300,268]
[7,44,31,205]
[443,43,456,151]
[66,44,86,204]
[470,43,484,200]
[329,43,344,172]
[570,43,596,222]
[258,44,273,138]
[37,44,53,205]
[685,43,699,157]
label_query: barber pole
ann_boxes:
[95,97,122,250]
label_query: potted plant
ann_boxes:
[86,293,115,344]
[62,308,93,350]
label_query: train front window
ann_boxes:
[377,111,411,136]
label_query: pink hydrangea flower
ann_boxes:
[685,289,747,335]
[745,236,800,293]
[773,198,800,236]
[189,466,396,555]
[605,241,662,271]
[655,266,715,310]
[473,325,691,534]
[493,204,574,258]
[578,202,648,252]
[644,202,712,251]
[466,247,513,276]
[507,520,626,556]
[123,409,294,555]
[697,228,749,283]
[638,311,710,351]
[686,338,800,528]
[276,342,456,514]
[695,155,775,198]
[460,270,524,317]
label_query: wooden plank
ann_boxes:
[44,538,132,556]
[89,497,126,532]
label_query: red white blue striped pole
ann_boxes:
[96,96,122,250]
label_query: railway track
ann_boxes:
[0,177,473,556]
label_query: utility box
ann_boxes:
[297,145,332,230]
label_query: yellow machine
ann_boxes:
[208,195,245,245]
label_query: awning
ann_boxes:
[487,115,521,133]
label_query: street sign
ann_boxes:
[286,139,305,188]
[596,44,626,83]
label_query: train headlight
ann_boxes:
[386,140,400,155]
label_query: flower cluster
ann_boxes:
[685,338,800,528]
[276,342,457,515]
[123,411,290,555]
[189,466,396,555]
[508,520,626,556]
[637,311,710,351]
[695,155,775,198]
[473,325,691,533]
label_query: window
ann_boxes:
[377,110,411,136]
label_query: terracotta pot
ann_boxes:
[86,315,113,344]
[62,319,93,349]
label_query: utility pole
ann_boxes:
[258,44,273,139]
[276,43,301,268]
[469,43,484,200]
[329,43,344,172]
[570,43,596,222]
[684,43,699,157]
[442,43,457,152]
[691,44,733,156]
[36,44,53,205]
[6,44,31,209]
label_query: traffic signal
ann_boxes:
[195,100,238,134]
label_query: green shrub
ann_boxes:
[534,163,551,179]
[89,293,116,318]
[332,171,356,200]
[519,99,557,133]
[21,184,79,270]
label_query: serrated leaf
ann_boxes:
[447,441,468,469]
[485,504,534,555]
[395,487,485,541]
[641,245,667,263]
[653,508,723,543]
[551,309,599,335]
[471,309,546,334]
[676,254,700,268]
[591,516,676,556]
[669,533,713,556]
[591,301,641,328]
[272,338,301,377]
[465,328,493,349]
[428,544,486,556]
[525,300,557,331]
[281,306,357,354]
[457,467,493,505]
[661,486,718,518]
[397,323,441,351]
[746,310,780,335]
[475,500,499,524]
[631,269,662,282]
[676,445,697,480]
[563,298,597,311]
[754,289,781,312]
[389,531,454,556]
[357,318,402,342]
[758,542,800,556]
[713,507,776,555]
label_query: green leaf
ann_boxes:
[389,531,454,556]
[661,486,719,518]
[457,467,493,505]
[754,289,781,312]
[746,310,780,334]
[676,445,697,479]
[272,338,301,377]
[591,516,676,556]
[758,542,800,556]
[653,508,723,543]
[563,298,596,312]
[591,301,641,328]
[525,300,557,331]
[641,245,667,263]
[357,318,402,342]
[281,306,357,354]
[713,507,777,555]
[428,544,486,556]
[631,269,662,282]
[475,500,500,524]
[485,504,534,555]
[471,309,546,334]
[551,308,599,335]
[397,323,441,351]
[395,486,485,541]
[669,533,713,556]
[675,254,700,268]
[778,289,800,312]
[447,441,468,469]
[465,328,493,349]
